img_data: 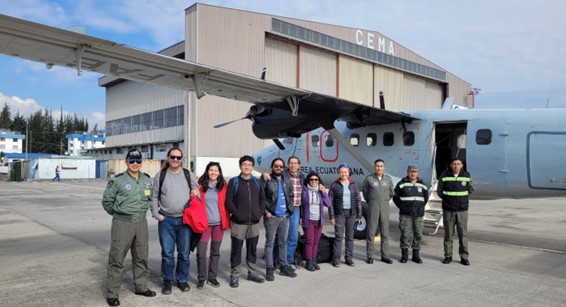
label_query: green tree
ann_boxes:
[0,103,12,129]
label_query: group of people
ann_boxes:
[101,148,473,306]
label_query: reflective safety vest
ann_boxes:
[437,170,473,211]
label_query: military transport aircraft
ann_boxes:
[2,13,566,208]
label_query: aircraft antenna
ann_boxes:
[545,80,553,108]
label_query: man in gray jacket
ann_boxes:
[362,159,395,264]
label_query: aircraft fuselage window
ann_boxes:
[383,132,394,146]
[476,129,492,145]
[403,131,415,146]
[367,133,377,147]
[311,135,320,147]
[325,135,334,147]
[350,134,360,147]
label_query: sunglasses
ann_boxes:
[128,159,142,164]
[273,165,284,169]
[169,155,182,161]
[309,178,319,182]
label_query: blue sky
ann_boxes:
[1,0,565,130]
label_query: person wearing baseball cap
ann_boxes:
[102,148,156,306]
[393,165,429,264]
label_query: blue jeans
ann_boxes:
[286,209,300,264]
[158,215,191,283]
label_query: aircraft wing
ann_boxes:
[0,14,417,139]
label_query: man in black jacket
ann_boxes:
[261,158,296,281]
[437,158,474,266]
[225,155,266,288]
[393,165,429,264]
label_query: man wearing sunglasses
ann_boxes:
[102,149,156,306]
[261,158,296,281]
[150,148,199,295]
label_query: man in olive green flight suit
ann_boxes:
[102,149,156,306]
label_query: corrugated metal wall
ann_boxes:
[374,65,404,111]
[265,38,297,87]
[338,55,373,106]
[299,46,336,96]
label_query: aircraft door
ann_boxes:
[434,122,468,177]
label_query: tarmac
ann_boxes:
[1,179,565,307]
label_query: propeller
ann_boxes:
[213,105,269,128]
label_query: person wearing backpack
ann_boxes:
[150,148,199,295]
[225,155,266,288]
[195,162,230,289]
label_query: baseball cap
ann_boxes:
[126,149,142,160]
[407,165,419,172]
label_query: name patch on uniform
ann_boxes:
[461,182,467,187]
[144,189,151,196]
[373,182,379,187]
[417,188,422,192]
[124,183,133,191]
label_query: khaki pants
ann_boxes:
[230,223,261,277]
[106,219,149,298]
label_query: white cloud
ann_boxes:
[1,92,105,130]
[0,92,42,117]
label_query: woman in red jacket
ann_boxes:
[196,162,230,289]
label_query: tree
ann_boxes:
[0,103,12,129]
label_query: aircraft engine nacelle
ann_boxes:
[251,107,314,139]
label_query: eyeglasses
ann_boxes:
[309,178,319,182]
[128,159,142,164]
[169,155,182,161]
[273,165,284,169]
[338,163,349,168]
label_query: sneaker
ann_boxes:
[196,280,205,290]
[178,282,190,292]
[229,276,239,288]
[162,281,173,295]
[279,265,297,278]
[312,260,320,270]
[332,259,341,268]
[247,273,265,283]
[345,259,355,267]
[207,279,220,288]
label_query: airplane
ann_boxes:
[2,14,566,237]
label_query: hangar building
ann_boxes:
[95,3,472,174]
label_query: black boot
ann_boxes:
[305,260,316,272]
[400,248,408,263]
[412,249,423,264]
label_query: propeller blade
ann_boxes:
[273,138,285,150]
[213,116,248,128]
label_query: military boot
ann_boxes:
[400,248,408,263]
[412,249,423,264]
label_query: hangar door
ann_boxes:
[527,132,566,190]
